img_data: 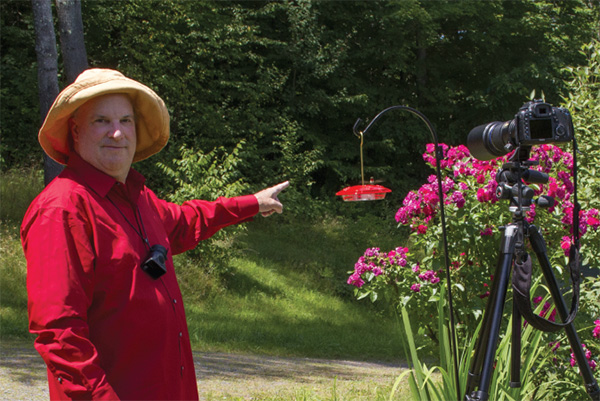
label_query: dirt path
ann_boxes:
[1,341,407,400]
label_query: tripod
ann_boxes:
[464,153,600,401]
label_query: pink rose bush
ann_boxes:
[348,143,600,349]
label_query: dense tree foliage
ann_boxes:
[2,0,598,207]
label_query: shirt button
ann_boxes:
[173,299,177,304]
[179,332,183,337]
[57,377,63,384]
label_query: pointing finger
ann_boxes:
[270,181,290,195]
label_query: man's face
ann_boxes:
[71,94,136,183]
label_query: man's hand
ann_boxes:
[254,181,290,217]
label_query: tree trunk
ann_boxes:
[55,0,88,83]
[31,0,63,186]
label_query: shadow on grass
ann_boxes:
[236,215,406,297]
[224,268,284,298]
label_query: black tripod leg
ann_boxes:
[465,225,519,401]
[466,266,497,391]
[529,226,600,400]
[466,249,506,392]
[510,299,521,388]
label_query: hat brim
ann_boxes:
[39,69,170,165]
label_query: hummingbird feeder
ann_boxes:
[336,131,392,202]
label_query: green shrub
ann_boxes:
[158,141,250,280]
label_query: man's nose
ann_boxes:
[108,123,125,140]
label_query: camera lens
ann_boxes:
[467,121,514,161]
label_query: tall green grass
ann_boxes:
[393,280,554,401]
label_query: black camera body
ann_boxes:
[467,100,574,161]
[515,100,573,145]
[141,244,168,279]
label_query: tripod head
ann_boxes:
[494,146,555,215]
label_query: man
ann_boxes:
[21,68,289,400]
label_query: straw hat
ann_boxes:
[38,68,170,165]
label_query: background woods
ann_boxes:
[2,0,599,207]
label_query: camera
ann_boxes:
[141,244,168,279]
[467,100,574,161]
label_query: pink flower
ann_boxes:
[364,247,380,257]
[561,236,572,256]
[476,187,497,203]
[410,283,421,292]
[593,319,600,339]
[417,224,428,234]
[347,273,364,288]
[539,302,556,323]
[451,191,466,208]
[418,270,435,281]
[562,205,574,226]
[558,171,574,193]
[480,227,493,236]
[526,203,536,223]
[585,209,600,230]
[570,344,597,371]
[476,188,487,202]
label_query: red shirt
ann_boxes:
[21,154,258,400]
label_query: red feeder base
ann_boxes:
[336,184,392,202]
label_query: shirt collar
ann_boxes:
[67,153,146,200]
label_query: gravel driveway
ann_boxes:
[1,340,406,400]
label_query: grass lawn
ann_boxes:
[179,215,415,361]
